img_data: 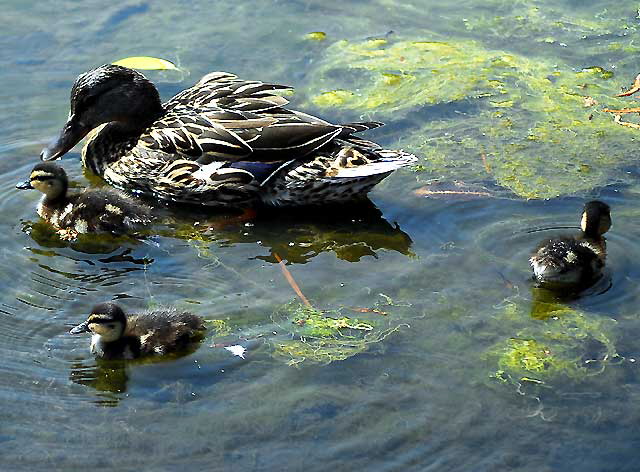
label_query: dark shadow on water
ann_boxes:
[69,359,128,407]
[68,340,206,406]
[528,273,613,320]
[21,219,153,255]
[158,198,415,264]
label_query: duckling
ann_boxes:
[69,302,206,359]
[16,162,152,240]
[530,200,611,287]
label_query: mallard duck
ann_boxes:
[40,65,416,207]
[69,302,206,359]
[16,162,152,240]
[530,200,611,286]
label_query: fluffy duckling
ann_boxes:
[70,302,206,359]
[530,200,611,287]
[17,162,152,240]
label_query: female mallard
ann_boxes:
[40,65,416,207]
[530,200,611,287]
[70,302,206,359]
[16,162,152,240]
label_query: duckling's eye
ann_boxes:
[107,323,117,329]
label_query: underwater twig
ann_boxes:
[602,107,640,114]
[610,114,640,129]
[347,306,388,316]
[615,73,640,97]
[273,252,313,308]
[481,152,491,174]
[413,188,492,198]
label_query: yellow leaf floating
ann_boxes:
[112,56,179,71]
[305,32,327,41]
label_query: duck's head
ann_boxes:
[16,162,68,200]
[581,200,611,238]
[70,302,127,342]
[41,65,163,161]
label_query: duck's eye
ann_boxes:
[107,323,117,329]
[75,94,98,115]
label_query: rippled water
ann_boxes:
[3,1,640,470]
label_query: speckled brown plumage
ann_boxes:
[530,201,611,287]
[70,302,206,360]
[41,65,417,207]
[17,162,152,241]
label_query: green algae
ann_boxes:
[206,319,231,336]
[486,301,619,390]
[272,303,405,366]
[307,37,640,198]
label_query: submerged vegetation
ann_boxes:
[307,35,639,199]
[272,303,406,366]
[486,300,620,393]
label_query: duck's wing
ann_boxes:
[160,73,381,162]
[164,72,293,113]
[138,106,254,162]
[59,190,151,234]
[139,104,346,165]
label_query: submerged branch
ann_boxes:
[273,252,313,308]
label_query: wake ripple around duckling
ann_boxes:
[474,209,640,312]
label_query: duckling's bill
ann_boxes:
[16,180,33,190]
[69,320,90,334]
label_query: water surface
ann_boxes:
[2,1,640,470]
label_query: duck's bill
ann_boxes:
[41,115,90,161]
[69,321,90,334]
[15,180,33,190]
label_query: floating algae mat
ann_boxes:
[485,300,621,394]
[307,38,640,198]
[272,303,406,366]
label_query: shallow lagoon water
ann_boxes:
[3,0,640,470]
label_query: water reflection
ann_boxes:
[68,340,250,406]
[163,199,414,264]
[529,275,614,320]
[69,359,128,407]
[22,220,151,255]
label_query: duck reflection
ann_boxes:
[69,359,128,407]
[22,219,148,255]
[69,343,204,406]
[528,275,612,320]
[23,197,413,263]
[162,199,414,264]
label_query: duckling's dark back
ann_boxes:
[63,188,152,234]
[125,307,206,355]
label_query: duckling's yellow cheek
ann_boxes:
[580,212,587,232]
[89,323,110,335]
[32,181,46,192]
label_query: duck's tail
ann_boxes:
[261,143,417,206]
[329,148,417,178]
[338,121,384,137]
